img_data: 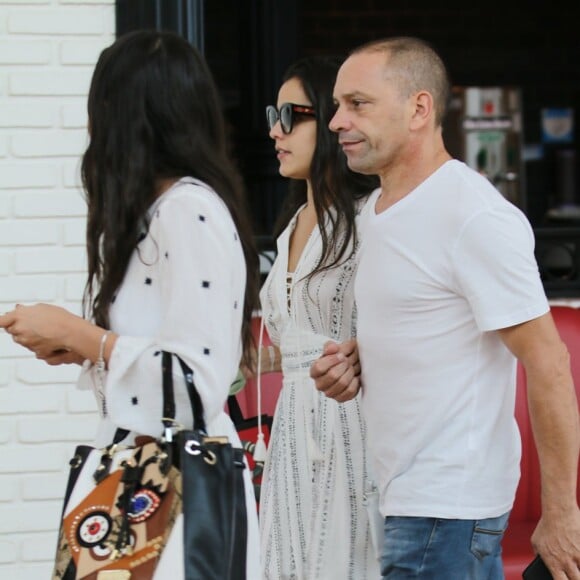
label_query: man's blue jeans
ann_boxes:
[380,512,510,579]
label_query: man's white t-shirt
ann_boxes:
[356,160,549,519]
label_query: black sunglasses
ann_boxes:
[266,102,316,134]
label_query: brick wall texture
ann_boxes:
[0,1,114,577]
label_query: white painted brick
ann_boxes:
[9,69,92,97]
[67,388,96,413]
[0,221,59,246]
[0,108,52,132]
[8,8,104,35]
[0,540,16,564]
[0,387,63,415]
[0,361,12,385]
[13,192,86,217]
[0,193,9,217]
[0,102,53,128]
[0,345,19,364]
[0,334,31,358]
[0,252,14,275]
[61,0,114,4]
[64,273,86,301]
[0,165,57,189]
[21,473,67,501]
[60,102,87,129]
[0,566,15,580]
[16,358,81,384]
[1,562,54,580]
[15,246,86,273]
[18,414,98,443]
[62,160,83,188]
[63,219,85,246]
[1,2,114,574]
[64,274,87,302]
[20,532,60,561]
[0,334,32,360]
[65,298,82,309]
[0,566,16,580]
[103,8,115,35]
[0,444,65,473]
[0,501,60,533]
[0,476,18,502]
[0,276,58,302]
[0,40,51,65]
[0,418,13,443]
[60,39,106,65]
[0,330,13,352]
[59,301,83,317]
[11,130,87,158]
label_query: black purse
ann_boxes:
[52,351,247,580]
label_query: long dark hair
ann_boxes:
[273,55,379,278]
[82,30,258,364]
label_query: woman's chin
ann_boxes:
[279,166,307,180]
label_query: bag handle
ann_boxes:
[108,351,207,448]
[162,351,207,435]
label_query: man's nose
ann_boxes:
[329,107,347,133]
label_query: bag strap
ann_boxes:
[162,351,176,420]
[162,351,207,434]
[175,354,206,432]
[111,427,130,444]
[108,351,208,446]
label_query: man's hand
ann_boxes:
[499,313,580,579]
[531,510,580,580]
[310,339,361,402]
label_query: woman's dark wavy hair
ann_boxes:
[273,55,380,278]
[82,29,258,365]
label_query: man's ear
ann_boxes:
[409,91,433,130]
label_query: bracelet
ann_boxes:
[95,330,111,373]
[267,345,276,372]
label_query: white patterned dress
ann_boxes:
[259,191,382,580]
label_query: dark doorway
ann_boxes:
[116,0,300,242]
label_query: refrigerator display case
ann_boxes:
[444,86,525,211]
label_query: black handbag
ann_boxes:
[52,351,247,580]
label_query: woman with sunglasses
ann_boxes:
[257,55,382,579]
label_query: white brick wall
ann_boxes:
[0,1,114,577]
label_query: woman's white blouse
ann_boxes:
[77,177,245,447]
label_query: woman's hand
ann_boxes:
[38,349,85,366]
[0,303,83,362]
